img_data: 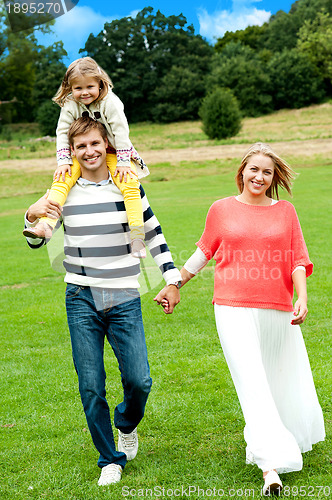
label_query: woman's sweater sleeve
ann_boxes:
[184,247,209,275]
[289,203,313,277]
[196,201,222,260]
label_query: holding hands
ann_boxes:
[154,285,180,314]
[154,268,194,314]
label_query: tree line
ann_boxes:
[0,0,331,135]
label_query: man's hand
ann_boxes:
[154,285,180,314]
[26,191,62,223]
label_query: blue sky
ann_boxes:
[36,0,295,62]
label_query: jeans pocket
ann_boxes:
[65,284,83,299]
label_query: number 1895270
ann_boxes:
[282,485,331,496]
[5,3,62,14]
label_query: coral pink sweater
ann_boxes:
[197,197,313,311]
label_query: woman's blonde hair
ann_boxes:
[53,57,113,106]
[235,142,296,199]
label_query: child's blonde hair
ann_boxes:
[236,142,296,200]
[53,57,113,107]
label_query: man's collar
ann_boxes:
[77,172,113,187]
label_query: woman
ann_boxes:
[155,143,325,495]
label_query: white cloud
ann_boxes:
[198,1,271,42]
[128,9,141,19]
[37,6,145,62]
[36,6,116,62]
[55,6,114,50]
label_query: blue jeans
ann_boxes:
[65,284,152,469]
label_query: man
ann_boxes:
[24,117,181,486]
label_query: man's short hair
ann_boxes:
[68,117,108,147]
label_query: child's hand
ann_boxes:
[54,164,72,182]
[114,166,136,183]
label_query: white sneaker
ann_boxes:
[263,470,283,496]
[98,464,122,486]
[118,427,138,461]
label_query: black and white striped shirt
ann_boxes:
[25,178,181,289]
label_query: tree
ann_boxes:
[152,66,206,122]
[199,88,241,140]
[36,100,60,136]
[261,0,331,53]
[268,49,325,109]
[81,7,213,122]
[262,10,299,52]
[215,24,268,53]
[297,10,332,88]
[211,0,331,114]
[207,43,273,117]
[290,0,332,19]
[32,42,67,107]
[0,17,39,122]
[0,7,66,123]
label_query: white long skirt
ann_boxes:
[214,305,325,474]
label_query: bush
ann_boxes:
[2,126,13,142]
[199,88,242,140]
[36,101,60,136]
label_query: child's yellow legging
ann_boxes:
[40,154,144,240]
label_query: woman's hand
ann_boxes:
[54,164,72,182]
[291,269,308,325]
[292,297,308,325]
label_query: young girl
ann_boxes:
[155,143,325,495]
[23,57,149,258]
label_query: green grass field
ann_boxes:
[0,109,331,499]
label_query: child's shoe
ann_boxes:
[23,221,52,241]
[131,238,146,259]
